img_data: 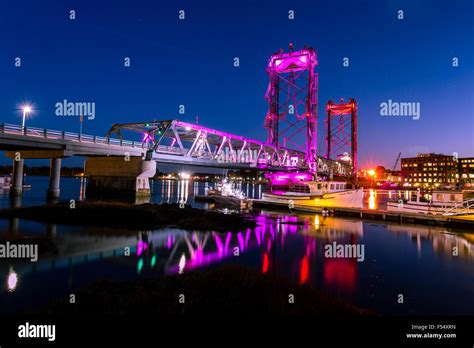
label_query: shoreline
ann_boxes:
[0,201,256,232]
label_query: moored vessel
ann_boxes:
[387,189,474,215]
[258,175,364,211]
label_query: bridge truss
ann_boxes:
[326,98,358,176]
[264,44,318,172]
[106,120,352,176]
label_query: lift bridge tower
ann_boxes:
[326,98,358,177]
[264,43,318,172]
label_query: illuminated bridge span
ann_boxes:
[0,121,352,199]
[106,120,352,175]
[0,121,351,174]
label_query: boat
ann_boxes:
[0,176,12,189]
[0,175,31,189]
[195,180,252,208]
[259,179,364,211]
[387,189,474,215]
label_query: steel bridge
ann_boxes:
[0,121,352,176]
[106,119,352,176]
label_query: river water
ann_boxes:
[0,177,473,316]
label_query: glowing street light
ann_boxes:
[21,104,32,131]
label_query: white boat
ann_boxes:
[196,180,252,208]
[260,181,364,211]
[387,189,474,215]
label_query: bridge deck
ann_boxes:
[0,122,352,175]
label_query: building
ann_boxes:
[401,153,458,188]
[458,157,474,186]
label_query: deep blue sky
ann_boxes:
[1,0,473,168]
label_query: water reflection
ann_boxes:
[386,224,473,260]
[368,189,376,210]
[7,267,18,292]
[1,209,473,315]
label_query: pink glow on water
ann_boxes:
[255,228,262,246]
[237,232,245,251]
[245,229,251,248]
[137,241,148,256]
[193,248,204,263]
[215,234,224,256]
[224,232,232,255]
[7,270,18,292]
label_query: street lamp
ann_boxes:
[21,105,32,131]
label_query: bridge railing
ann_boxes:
[0,123,151,150]
[442,199,474,216]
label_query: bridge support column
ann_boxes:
[10,159,24,197]
[84,157,156,201]
[47,158,62,200]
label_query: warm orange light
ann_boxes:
[367,169,375,176]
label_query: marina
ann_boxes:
[0,177,473,319]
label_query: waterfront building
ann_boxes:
[459,157,474,186]
[401,153,458,188]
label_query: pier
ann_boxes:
[252,199,474,229]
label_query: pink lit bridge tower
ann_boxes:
[264,43,318,172]
[326,98,358,177]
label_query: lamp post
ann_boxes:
[79,114,83,139]
[21,105,32,132]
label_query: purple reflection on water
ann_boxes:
[237,232,245,252]
[137,241,148,256]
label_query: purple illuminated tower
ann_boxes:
[264,43,318,172]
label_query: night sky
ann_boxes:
[1,0,473,168]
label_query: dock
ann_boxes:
[251,200,474,230]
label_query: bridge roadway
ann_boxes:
[0,121,352,176]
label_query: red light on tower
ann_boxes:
[326,98,358,177]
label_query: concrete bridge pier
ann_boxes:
[47,158,62,200]
[10,159,24,197]
[6,150,67,201]
[84,156,157,201]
